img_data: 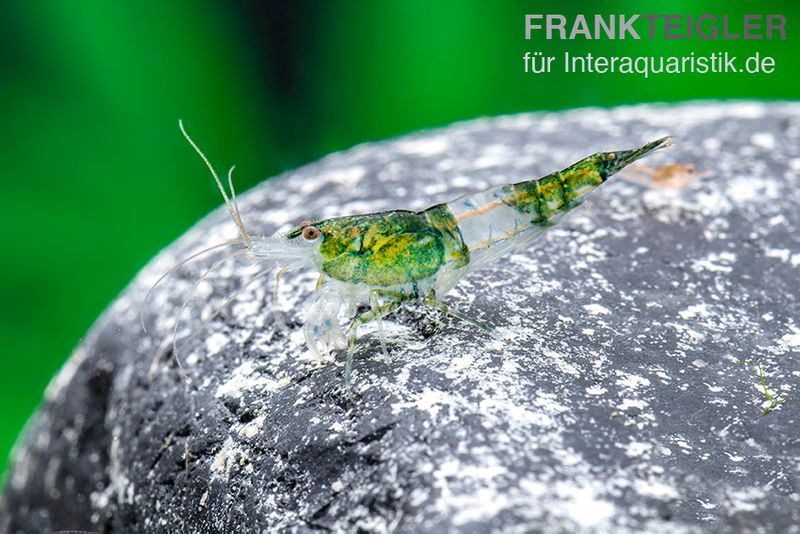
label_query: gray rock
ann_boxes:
[2,102,800,533]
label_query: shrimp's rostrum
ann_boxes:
[170,122,671,385]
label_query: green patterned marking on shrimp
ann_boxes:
[311,211,445,287]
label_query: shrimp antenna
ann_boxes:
[178,119,253,249]
[173,265,273,362]
[141,238,244,334]
[171,248,253,368]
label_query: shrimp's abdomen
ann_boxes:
[445,153,609,267]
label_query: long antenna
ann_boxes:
[178,120,252,248]
[140,238,243,334]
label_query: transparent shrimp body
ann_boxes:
[159,125,670,385]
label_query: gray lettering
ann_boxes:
[696,14,717,40]
[595,15,615,39]
[664,14,683,39]
[525,14,543,39]
[570,15,592,39]
[619,14,640,39]
[722,15,741,40]
[641,14,661,39]
[547,14,566,39]
[766,15,786,40]
[743,14,762,40]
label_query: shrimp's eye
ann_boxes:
[302,226,321,241]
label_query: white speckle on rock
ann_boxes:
[479,397,555,429]
[210,437,245,480]
[692,252,736,273]
[585,385,606,396]
[634,479,680,500]
[396,137,449,156]
[750,132,776,150]
[237,414,266,439]
[616,372,651,389]
[539,349,580,377]
[205,332,229,355]
[769,214,787,226]
[703,137,721,151]
[396,388,452,419]
[765,248,791,263]
[330,166,367,186]
[450,175,472,188]
[583,304,610,315]
[445,354,475,379]
[766,248,800,268]
[500,359,519,374]
[473,144,513,169]
[728,487,769,512]
[679,304,710,320]
[625,441,652,457]
[556,483,616,528]
[215,361,288,400]
[617,398,648,411]
[779,327,800,349]
[697,498,716,510]
[725,452,744,463]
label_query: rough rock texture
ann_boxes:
[3,102,800,533]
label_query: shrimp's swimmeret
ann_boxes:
[165,122,671,386]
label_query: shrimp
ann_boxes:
[167,122,671,386]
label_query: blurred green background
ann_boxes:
[0,0,798,477]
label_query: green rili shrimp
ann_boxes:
[164,122,670,385]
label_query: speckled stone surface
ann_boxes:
[3,102,800,533]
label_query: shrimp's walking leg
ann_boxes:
[369,292,390,359]
[345,292,413,386]
[423,290,493,333]
[271,267,290,330]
